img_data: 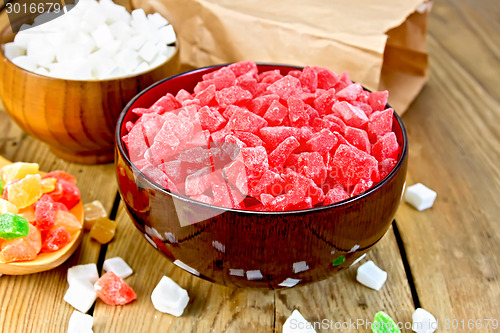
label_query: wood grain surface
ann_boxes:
[1,0,499,332]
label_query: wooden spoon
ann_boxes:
[0,156,84,275]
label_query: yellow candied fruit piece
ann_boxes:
[54,210,82,234]
[41,177,57,194]
[83,200,107,231]
[0,198,18,214]
[1,162,39,184]
[7,174,42,209]
[90,217,117,244]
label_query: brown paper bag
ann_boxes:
[134,0,431,114]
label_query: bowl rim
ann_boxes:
[116,62,408,215]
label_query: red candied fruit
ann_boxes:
[95,271,137,306]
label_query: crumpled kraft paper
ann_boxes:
[133,0,432,114]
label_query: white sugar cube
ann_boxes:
[108,21,133,41]
[134,62,150,74]
[131,9,148,29]
[35,67,50,76]
[405,183,437,211]
[26,39,55,66]
[82,2,106,29]
[412,308,437,333]
[158,25,176,45]
[68,310,94,333]
[356,260,387,291]
[11,56,37,72]
[138,41,159,63]
[124,35,146,51]
[67,263,99,286]
[278,278,301,288]
[246,270,263,280]
[3,42,25,59]
[64,279,97,313]
[151,276,189,317]
[115,48,140,73]
[173,260,200,276]
[103,257,133,279]
[91,24,114,49]
[148,13,168,28]
[283,310,317,333]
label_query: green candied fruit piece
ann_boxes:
[0,213,29,240]
[372,311,401,333]
[332,255,345,266]
[0,178,3,195]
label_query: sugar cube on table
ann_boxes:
[103,257,133,279]
[151,276,189,317]
[405,183,437,211]
[64,279,97,313]
[283,309,317,333]
[67,263,99,286]
[412,308,437,333]
[356,260,387,291]
[68,310,94,333]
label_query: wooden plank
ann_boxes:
[0,109,119,332]
[93,202,276,332]
[394,0,500,330]
[275,226,416,333]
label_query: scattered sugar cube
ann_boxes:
[67,263,99,286]
[283,310,317,333]
[151,276,189,317]
[103,257,133,279]
[64,279,97,313]
[173,260,200,276]
[405,183,437,211]
[412,308,438,333]
[278,278,301,288]
[356,260,387,291]
[68,310,93,333]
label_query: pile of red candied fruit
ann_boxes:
[122,61,401,211]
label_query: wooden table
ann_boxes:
[0,0,499,331]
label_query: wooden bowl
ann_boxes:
[0,6,180,164]
[115,64,408,289]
